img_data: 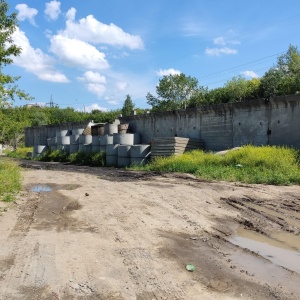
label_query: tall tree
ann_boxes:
[261,45,300,97]
[0,0,31,107]
[146,73,199,111]
[121,94,135,116]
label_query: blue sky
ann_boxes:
[7,0,300,111]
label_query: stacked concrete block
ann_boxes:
[118,145,131,167]
[92,136,100,152]
[33,121,152,168]
[100,134,113,152]
[79,134,92,152]
[130,145,151,165]
[106,144,119,167]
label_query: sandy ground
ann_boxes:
[0,160,300,300]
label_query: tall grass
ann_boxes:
[135,146,300,185]
[5,147,33,159]
[0,158,22,202]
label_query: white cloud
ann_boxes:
[106,99,119,105]
[241,71,259,78]
[205,47,238,56]
[77,71,106,84]
[116,81,129,91]
[15,4,38,25]
[214,37,226,46]
[83,103,108,112]
[156,68,181,76]
[61,8,144,49]
[49,35,109,70]
[45,0,61,21]
[11,28,69,83]
[77,71,106,98]
[214,36,240,46]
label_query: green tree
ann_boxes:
[0,0,32,107]
[146,73,199,111]
[121,94,135,116]
[261,45,300,97]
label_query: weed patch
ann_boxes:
[0,158,22,201]
[132,146,300,185]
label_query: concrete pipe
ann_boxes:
[92,145,100,153]
[130,144,151,158]
[56,136,71,145]
[92,136,100,145]
[106,144,119,156]
[72,128,84,135]
[79,135,92,144]
[70,144,79,153]
[113,133,140,145]
[106,155,118,167]
[70,135,80,144]
[118,123,129,134]
[34,145,47,154]
[117,157,131,168]
[56,129,71,137]
[104,123,118,135]
[130,157,149,166]
[118,145,131,158]
[100,134,113,146]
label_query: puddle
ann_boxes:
[31,185,52,192]
[230,227,300,274]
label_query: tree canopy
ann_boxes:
[121,94,135,116]
[0,0,31,107]
[146,73,201,111]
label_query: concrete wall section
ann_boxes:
[120,95,300,151]
[25,121,89,147]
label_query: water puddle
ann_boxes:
[230,227,300,274]
[32,185,52,192]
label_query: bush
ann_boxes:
[40,150,106,167]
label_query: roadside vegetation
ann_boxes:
[38,150,106,167]
[131,146,300,185]
[0,158,22,202]
[5,147,33,159]
[5,145,300,185]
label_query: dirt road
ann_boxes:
[0,160,300,299]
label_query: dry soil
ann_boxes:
[0,160,299,300]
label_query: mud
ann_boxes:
[0,160,299,299]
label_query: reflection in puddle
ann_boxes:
[230,227,300,274]
[32,185,52,192]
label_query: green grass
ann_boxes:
[132,145,300,185]
[5,147,33,159]
[39,150,106,167]
[0,158,22,202]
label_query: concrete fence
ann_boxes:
[119,95,300,151]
